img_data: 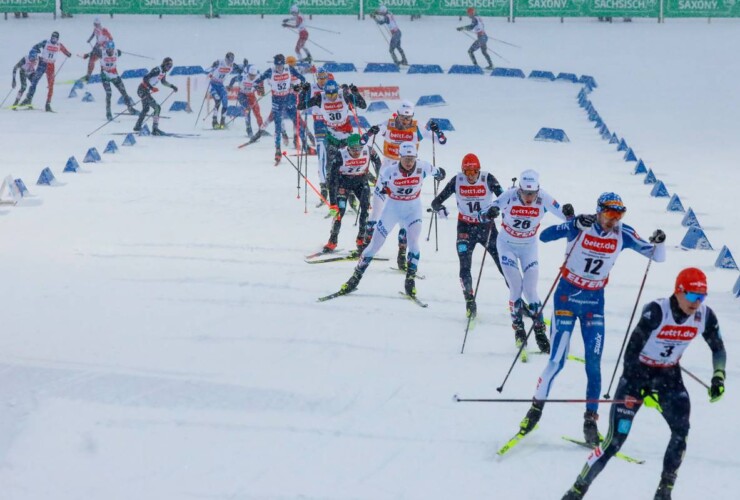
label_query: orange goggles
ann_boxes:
[600,208,625,221]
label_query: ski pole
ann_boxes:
[372,18,390,44]
[453,395,637,404]
[120,50,155,60]
[282,152,331,208]
[603,246,657,399]
[460,221,496,354]
[193,84,210,128]
[86,98,142,137]
[496,231,584,393]
[54,57,69,78]
[680,366,710,390]
[304,25,341,34]
[490,37,522,49]
[285,27,334,55]
[432,135,439,252]
[0,88,13,108]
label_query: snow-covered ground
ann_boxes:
[0,14,738,500]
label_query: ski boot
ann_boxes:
[341,270,363,294]
[583,410,600,446]
[519,399,544,435]
[513,318,527,347]
[220,116,226,129]
[274,147,282,163]
[397,243,407,271]
[562,481,588,500]
[654,473,676,500]
[464,290,477,319]
[45,102,53,112]
[12,98,20,107]
[212,115,219,130]
[152,126,166,136]
[127,105,139,115]
[323,232,338,253]
[533,320,551,354]
[106,111,113,121]
[19,97,32,107]
[404,271,417,298]
[281,131,289,146]
[355,237,367,254]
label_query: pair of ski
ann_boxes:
[111,132,200,138]
[497,430,644,464]
[318,288,428,308]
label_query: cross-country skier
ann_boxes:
[206,52,236,129]
[517,192,666,446]
[11,49,39,108]
[82,17,113,82]
[20,31,72,111]
[361,100,447,266]
[336,142,445,298]
[562,267,725,500]
[477,170,572,353]
[310,66,331,203]
[371,4,408,66]
[297,78,366,182]
[254,54,306,163]
[431,153,505,318]
[98,41,137,120]
[230,64,264,138]
[134,57,178,136]
[282,4,312,63]
[456,7,494,70]
[322,133,379,252]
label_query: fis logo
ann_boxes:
[511,206,540,217]
[582,234,618,253]
[459,185,486,197]
[657,325,698,341]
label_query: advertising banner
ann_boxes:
[0,0,55,13]
[62,0,210,15]
[514,0,661,18]
[664,0,740,17]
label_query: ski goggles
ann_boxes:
[683,291,706,303]
[600,208,625,221]
[520,189,538,197]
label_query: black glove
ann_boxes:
[368,125,380,136]
[487,206,500,219]
[341,83,349,91]
[429,121,439,133]
[292,84,303,92]
[709,370,725,403]
[349,84,359,94]
[456,26,465,32]
[302,82,311,92]
[434,167,446,181]
[575,214,596,231]
[171,85,179,92]
[649,229,666,244]
[562,203,574,218]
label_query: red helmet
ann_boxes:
[467,7,476,16]
[675,267,708,294]
[461,153,480,174]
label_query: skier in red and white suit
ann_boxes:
[282,4,311,63]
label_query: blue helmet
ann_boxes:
[105,41,115,51]
[324,79,339,94]
[596,192,626,213]
[28,50,39,60]
[274,54,285,66]
[316,66,328,78]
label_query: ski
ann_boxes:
[561,436,645,465]
[398,291,428,308]
[317,288,354,302]
[305,248,344,260]
[497,428,535,456]
[388,267,425,279]
[306,255,389,264]
[237,129,265,148]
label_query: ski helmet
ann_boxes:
[675,267,708,295]
[467,7,476,16]
[399,142,417,158]
[105,41,115,51]
[324,79,339,95]
[518,169,540,192]
[596,192,626,214]
[461,153,481,175]
[94,17,101,26]
[51,31,60,41]
[247,65,258,76]
[378,5,388,14]
[162,57,173,71]
[28,50,39,61]
[397,100,414,117]
[274,54,286,66]
[316,66,328,79]
[225,52,235,64]
[347,134,363,153]
[286,55,297,66]
[290,4,299,14]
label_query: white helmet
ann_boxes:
[93,17,101,26]
[247,65,258,76]
[397,100,414,117]
[290,4,299,14]
[378,5,388,14]
[399,142,417,158]
[519,169,540,192]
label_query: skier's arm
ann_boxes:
[343,84,366,110]
[540,191,569,222]
[60,43,72,58]
[621,223,666,262]
[702,307,727,378]
[253,69,271,87]
[431,177,456,211]
[289,66,306,84]
[297,91,321,111]
[540,220,579,242]
[87,32,95,44]
[486,173,504,197]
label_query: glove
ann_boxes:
[640,388,663,413]
[429,121,439,133]
[171,85,178,92]
[83,53,90,59]
[456,26,465,31]
[292,84,303,92]
[349,84,359,93]
[575,214,596,231]
[11,77,16,89]
[649,229,666,244]
[256,85,265,96]
[282,23,289,28]
[341,83,349,91]
[151,87,159,93]
[709,370,725,403]
[486,206,500,219]
[329,205,340,219]
[368,125,379,136]
[302,82,311,92]
[434,205,449,219]
[562,203,575,218]
[434,167,446,181]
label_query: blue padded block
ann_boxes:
[448,65,484,75]
[364,62,400,73]
[407,64,444,74]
